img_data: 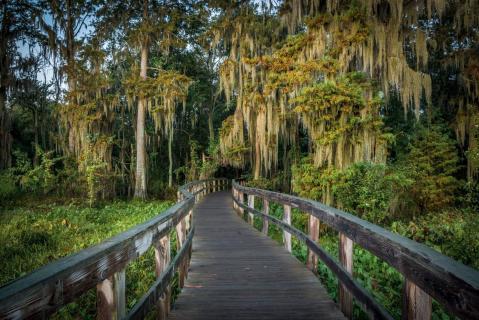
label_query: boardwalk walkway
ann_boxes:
[168,191,345,320]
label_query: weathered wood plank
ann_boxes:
[233,181,479,320]
[126,228,194,320]
[235,198,393,320]
[403,280,432,320]
[339,233,353,319]
[0,199,193,319]
[168,192,346,320]
[306,215,319,273]
[96,269,125,320]
[248,194,255,226]
[283,204,292,253]
[262,198,269,235]
[155,235,171,320]
[0,178,224,320]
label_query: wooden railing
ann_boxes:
[232,180,479,320]
[0,178,229,320]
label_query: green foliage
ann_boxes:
[0,199,172,285]
[0,171,18,201]
[292,158,412,224]
[245,176,277,191]
[19,146,61,195]
[392,209,479,269]
[200,140,220,179]
[0,199,172,319]
[333,162,412,224]
[399,125,461,214]
[292,157,341,202]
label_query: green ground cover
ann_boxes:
[0,199,173,318]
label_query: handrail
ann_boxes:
[232,180,479,320]
[0,178,229,320]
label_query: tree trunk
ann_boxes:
[254,136,261,179]
[134,39,149,199]
[168,131,173,187]
[0,2,11,169]
[208,109,214,143]
[33,108,39,166]
[66,0,76,95]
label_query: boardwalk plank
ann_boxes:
[168,191,345,320]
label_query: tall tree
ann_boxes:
[134,0,149,198]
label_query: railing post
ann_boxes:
[403,279,432,320]
[262,198,269,235]
[96,269,125,320]
[283,204,291,253]
[155,235,171,320]
[238,191,244,216]
[247,194,255,225]
[307,215,319,273]
[233,188,238,212]
[176,217,187,288]
[339,233,353,319]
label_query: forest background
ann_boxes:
[0,0,478,318]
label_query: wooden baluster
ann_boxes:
[176,217,187,288]
[213,180,216,192]
[307,215,319,273]
[155,235,171,320]
[339,233,353,319]
[403,280,432,320]
[238,191,244,216]
[247,194,255,226]
[283,204,292,253]
[97,269,125,320]
[185,209,192,232]
[233,188,237,211]
[262,198,269,235]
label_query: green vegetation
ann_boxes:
[0,199,172,286]
[1,0,478,319]
[0,199,172,318]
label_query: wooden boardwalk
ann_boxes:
[168,191,345,320]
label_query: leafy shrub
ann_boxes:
[292,157,341,203]
[391,209,479,269]
[333,162,412,223]
[399,125,461,214]
[19,146,60,195]
[0,171,18,201]
[292,158,411,224]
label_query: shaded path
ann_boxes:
[168,191,345,320]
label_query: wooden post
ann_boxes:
[234,189,238,212]
[339,233,353,319]
[262,198,269,235]
[403,280,432,320]
[96,270,125,320]
[247,194,255,226]
[155,235,171,320]
[283,204,291,253]
[176,218,187,288]
[185,209,192,232]
[238,191,244,216]
[307,215,319,273]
